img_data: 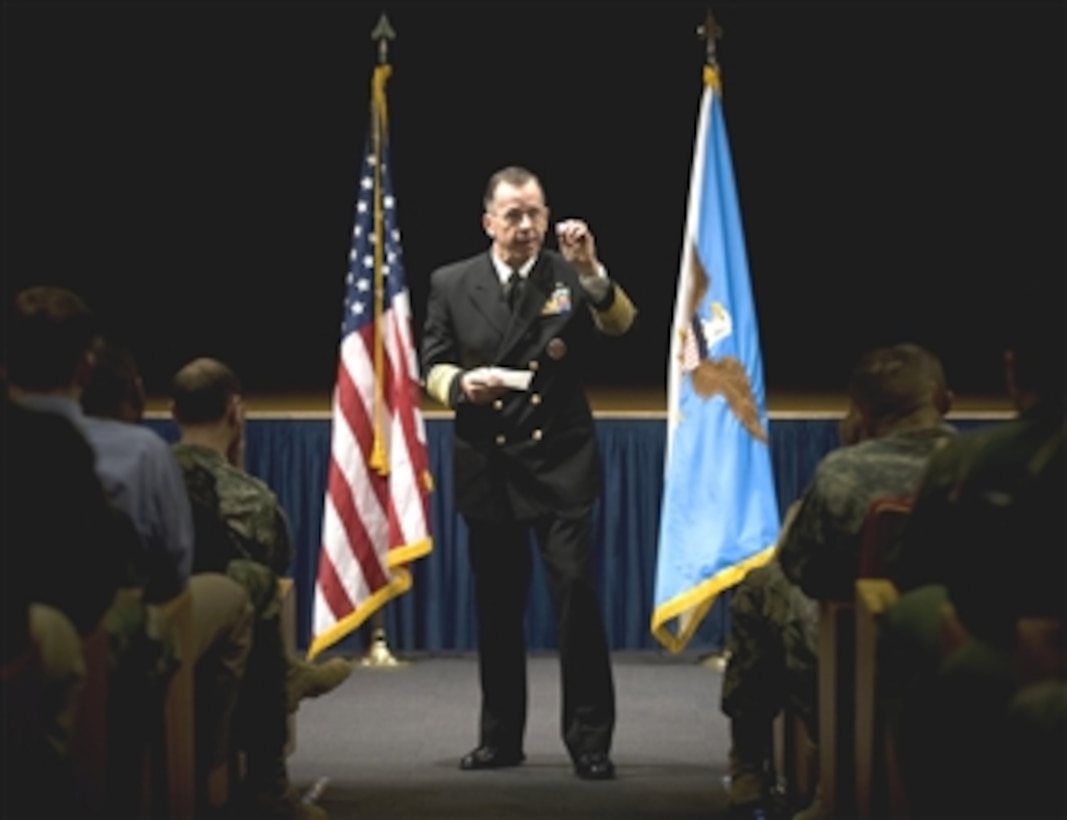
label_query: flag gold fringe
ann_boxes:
[307,534,430,660]
[650,542,775,653]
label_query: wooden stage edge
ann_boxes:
[144,387,1014,421]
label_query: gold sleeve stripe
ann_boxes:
[426,363,462,407]
[593,285,637,336]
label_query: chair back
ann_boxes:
[148,587,196,819]
[854,579,910,819]
[858,499,912,579]
[819,498,913,817]
[3,628,51,815]
[74,620,112,810]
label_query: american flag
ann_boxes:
[309,69,432,659]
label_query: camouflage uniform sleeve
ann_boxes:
[777,458,861,600]
[270,504,295,575]
[225,558,281,618]
[218,469,294,575]
[174,454,238,574]
[777,487,820,591]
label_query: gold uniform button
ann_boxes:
[528,360,540,371]
[530,393,542,406]
[492,399,503,410]
[495,434,506,445]
[531,429,543,441]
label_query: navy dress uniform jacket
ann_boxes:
[421,249,637,521]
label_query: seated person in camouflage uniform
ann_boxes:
[721,343,955,820]
[883,285,1064,820]
[169,356,352,820]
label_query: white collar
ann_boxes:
[489,250,537,286]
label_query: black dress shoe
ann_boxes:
[459,746,526,770]
[574,751,615,780]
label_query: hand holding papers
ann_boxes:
[460,366,534,404]
[482,367,534,391]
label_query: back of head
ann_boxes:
[171,358,242,426]
[893,342,953,416]
[848,344,946,430]
[81,342,146,422]
[7,286,99,391]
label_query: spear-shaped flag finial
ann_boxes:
[371,13,396,64]
[697,9,723,69]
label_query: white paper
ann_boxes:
[486,367,534,391]
[466,366,534,391]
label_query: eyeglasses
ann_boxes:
[492,206,548,227]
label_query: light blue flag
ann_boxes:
[652,66,780,653]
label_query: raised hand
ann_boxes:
[555,219,599,277]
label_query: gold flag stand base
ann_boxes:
[359,625,409,668]
[700,649,731,672]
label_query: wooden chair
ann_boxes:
[13,591,155,817]
[854,579,910,819]
[4,606,90,817]
[1014,617,1065,684]
[856,585,1065,820]
[773,706,817,810]
[2,640,46,814]
[857,499,913,579]
[7,589,200,818]
[817,498,912,817]
[278,577,298,756]
[144,587,197,818]
[74,618,112,811]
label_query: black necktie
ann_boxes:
[505,271,524,312]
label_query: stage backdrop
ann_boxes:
[145,414,1000,654]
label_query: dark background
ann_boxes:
[4,0,1063,401]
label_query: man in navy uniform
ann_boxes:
[421,165,637,780]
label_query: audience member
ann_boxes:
[80,339,146,423]
[778,343,956,600]
[721,343,955,820]
[8,287,254,814]
[170,356,351,819]
[2,396,131,640]
[2,396,127,818]
[883,283,1064,819]
[11,293,191,600]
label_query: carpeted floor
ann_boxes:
[287,652,734,819]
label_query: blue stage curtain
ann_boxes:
[145,416,996,653]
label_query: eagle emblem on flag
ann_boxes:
[679,242,768,443]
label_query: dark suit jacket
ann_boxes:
[421,249,636,521]
[3,400,132,654]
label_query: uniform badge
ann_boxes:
[547,338,567,360]
[540,283,572,316]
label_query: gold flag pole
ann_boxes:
[358,13,408,670]
[701,649,731,672]
[697,11,730,677]
[360,609,407,668]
